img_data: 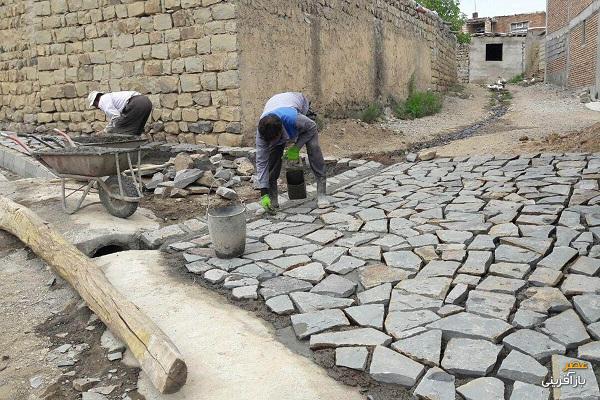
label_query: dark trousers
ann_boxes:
[112,95,153,136]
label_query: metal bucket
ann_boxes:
[207,204,246,258]
[286,168,307,200]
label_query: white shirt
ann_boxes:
[260,92,310,118]
[98,91,140,123]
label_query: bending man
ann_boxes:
[88,91,153,136]
[256,92,328,212]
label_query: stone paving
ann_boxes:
[170,153,600,400]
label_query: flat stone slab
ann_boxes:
[305,229,344,245]
[383,251,423,271]
[528,267,563,287]
[477,276,526,294]
[495,244,540,264]
[335,347,368,371]
[503,329,566,360]
[500,237,554,255]
[512,309,547,328]
[264,233,310,250]
[344,304,385,329]
[551,355,600,400]
[311,274,357,298]
[283,263,326,283]
[510,381,550,400]
[349,245,382,261]
[413,367,455,400]
[326,255,366,275]
[312,246,347,265]
[498,350,549,384]
[459,251,492,275]
[537,247,579,270]
[389,291,443,312]
[391,329,442,366]
[418,260,460,279]
[466,290,516,320]
[309,327,393,349]
[441,338,502,376]
[427,312,513,342]
[271,255,312,270]
[573,294,600,324]
[385,310,440,339]
[359,264,411,289]
[265,295,295,315]
[468,235,496,250]
[357,283,392,305]
[259,276,313,299]
[395,277,452,300]
[457,377,504,400]
[540,309,590,349]
[369,345,425,387]
[570,256,600,276]
[578,341,600,362]
[561,274,600,296]
[290,309,350,339]
[232,285,258,300]
[289,292,354,313]
[520,287,572,314]
[436,229,473,244]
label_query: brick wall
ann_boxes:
[572,0,596,19]
[547,0,569,33]
[568,11,599,88]
[494,12,546,33]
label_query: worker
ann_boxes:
[256,92,328,213]
[88,91,153,136]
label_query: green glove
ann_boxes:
[260,194,273,212]
[284,145,300,161]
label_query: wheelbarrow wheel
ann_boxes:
[99,175,139,218]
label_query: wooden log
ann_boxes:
[0,196,187,394]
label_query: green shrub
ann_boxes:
[360,103,383,124]
[394,91,443,120]
[456,32,471,44]
[509,74,524,84]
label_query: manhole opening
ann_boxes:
[91,244,129,258]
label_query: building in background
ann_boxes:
[464,12,546,35]
[546,0,600,98]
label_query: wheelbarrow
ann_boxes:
[1,131,144,218]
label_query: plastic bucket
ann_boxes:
[207,204,246,259]
[286,169,307,200]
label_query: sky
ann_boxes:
[459,0,546,18]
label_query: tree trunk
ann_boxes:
[0,196,187,394]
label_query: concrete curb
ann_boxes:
[0,144,57,179]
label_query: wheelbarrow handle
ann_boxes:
[0,131,33,155]
[53,128,76,147]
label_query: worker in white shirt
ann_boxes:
[88,91,153,136]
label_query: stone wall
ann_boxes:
[0,0,457,144]
[456,43,470,83]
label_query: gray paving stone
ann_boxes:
[185,261,213,275]
[538,247,579,271]
[335,347,368,371]
[457,377,504,400]
[556,227,580,247]
[415,246,440,261]
[369,345,425,387]
[407,234,439,247]
[561,274,600,296]
[498,350,549,384]
[326,255,366,274]
[289,292,354,313]
[436,230,473,244]
[264,233,309,250]
[445,283,469,304]
[389,291,443,311]
[573,294,600,324]
[279,223,322,237]
[520,224,555,238]
[283,262,325,283]
[271,255,312,270]
[203,269,228,284]
[385,310,440,339]
[503,329,566,360]
[468,234,496,250]
[359,264,411,289]
[312,246,347,265]
[551,355,600,400]
[259,276,313,299]
[495,244,541,264]
[265,295,295,315]
[232,285,258,300]
[459,251,492,275]
[357,207,386,221]
[528,267,563,287]
[311,274,357,298]
[427,312,512,342]
[453,274,482,287]
[541,309,591,349]
[437,304,464,317]
[578,341,600,362]
[344,304,385,329]
[500,237,554,255]
[489,222,520,237]
[309,327,393,349]
[395,277,452,299]
[590,322,600,339]
[489,262,532,279]
[511,306,547,328]
[357,283,392,305]
[291,309,350,339]
[517,214,559,225]
[570,256,600,276]
[520,287,572,314]
[336,232,379,248]
[244,250,284,261]
[441,338,502,376]
[305,229,344,245]
[413,367,455,400]
[361,219,389,233]
[223,276,260,289]
[391,329,442,366]
[477,276,526,294]
[348,245,381,261]
[372,234,408,251]
[207,257,252,272]
[284,243,323,256]
[509,381,550,400]
[383,251,423,271]
[466,290,516,320]
[417,260,460,279]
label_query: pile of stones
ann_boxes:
[164,152,600,400]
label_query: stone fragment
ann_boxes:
[73,378,101,392]
[427,312,512,342]
[306,229,344,245]
[457,377,504,400]
[385,310,440,339]
[289,292,354,313]
[81,393,108,400]
[383,251,423,271]
[413,367,455,400]
[359,264,410,289]
[537,247,578,270]
[520,287,572,314]
[407,234,439,247]
[291,309,350,339]
[312,246,347,265]
[468,234,496,250]
[389,291,443,312]
[283,263,325,283]
[489,262,531,279]
[528,268,563,287]
[561,274,600,296]
[418,260,460,279]
[309,328,393,349]
[259,276,313,299]
[509,381,550,400]
[223,276,259,289]
[490,223,519,237]
[541,309,590,349]
[395,277,452,300]
[551,355,600,400]
[512,309,547,328]
[503,329,566,360]
[369,345,425,387]
[436,230,473,244]
[453,274,481,287]
[459,251,492,275]
[311,274,356,298]
[357,283,392,306]
[442,338,502,376]
[349,245,381,261]
[570,256,600,276]
[335,347,368,371]
[418,150,436,161]
[326,256,366,275]
[271,255,311,270]
[578,341,600,362]
[244,250,284,261]
[174,168,204,189]
[345,304,385,329]
[204,269,228,283]
[498,349,549,384]
[573,294,600,324]
[500,237,554,255]
[495,245,540,264]
[466,290,516,320]
[437,304,464,317]
[265,295,295,315]
[445,283,469,304]
[264,234,309,250]
[391,329,442,366]
[232,285,258,300]
[477,276,526,294]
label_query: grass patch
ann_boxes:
[393,91,443,120]
[360,103,383,124]
[508,74,524,84]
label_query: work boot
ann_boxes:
[269,186,280,209]
[316,177,330,209]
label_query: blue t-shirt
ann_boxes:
[267,107,298,140]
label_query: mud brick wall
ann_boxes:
[0,0,457,144]
[456,43,470,83]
